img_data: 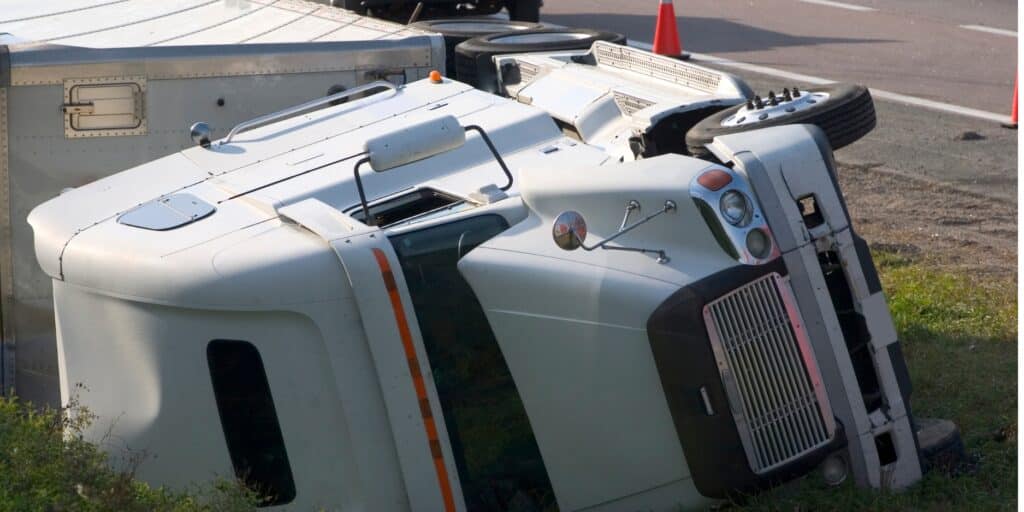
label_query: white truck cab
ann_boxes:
[28,69,931,510]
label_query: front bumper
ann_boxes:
[647,124,924,497]
[647,258,846,498]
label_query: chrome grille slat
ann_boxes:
[751,281,816,452]
[704,273,835,473]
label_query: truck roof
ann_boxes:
[0,0,428,48]
[27,77,612,304]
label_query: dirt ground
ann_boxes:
[837,162,1017,281]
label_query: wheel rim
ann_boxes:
[492,32,592,44]
[721,90,831,127]
[431,22,532,33]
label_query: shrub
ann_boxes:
[0,392,260,512]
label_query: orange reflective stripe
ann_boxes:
[372,248,457,512]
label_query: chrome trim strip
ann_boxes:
[7,38,437,86]
[774,273,837,436]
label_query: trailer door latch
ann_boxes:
[60,102,95,115]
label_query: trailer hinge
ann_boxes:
[364,69,407,85]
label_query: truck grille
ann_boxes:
[703,273,836,474]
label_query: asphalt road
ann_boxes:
[541,0,1019,201]
[542,0,1016,112]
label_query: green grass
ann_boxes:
[0,394,261,512]
[735,252,1017,511]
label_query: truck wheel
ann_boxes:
[454,28,626,93]
[507,0,541,22]
[685,83,876,157]
[410,19,542,79]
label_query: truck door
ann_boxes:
[280,196,556,511]
[385,214,556,511]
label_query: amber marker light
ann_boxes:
[697,169,733,191]
[429,70,443,83]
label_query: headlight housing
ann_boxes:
[691,167,778,265]
[719,190,752,226]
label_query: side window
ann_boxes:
[207,340,296,506]
[390,215,556,511]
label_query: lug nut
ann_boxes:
[746,99,755,110]
[768,91,778,106]
[792,86,801,98]
[754,95,764,109]
[783,88,792,101]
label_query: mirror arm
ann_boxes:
[572,200,677,264]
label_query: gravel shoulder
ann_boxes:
[838,162,1017,280]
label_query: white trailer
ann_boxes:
[28,62,937,509]
[0,0,446,405]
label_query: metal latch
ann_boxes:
[60,102,95,115]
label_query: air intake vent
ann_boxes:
[613,92,656,115]
[593,41,721,94]
[518,61,540,84]
[703,273,836,473]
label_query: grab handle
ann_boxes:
[220,80,399,146]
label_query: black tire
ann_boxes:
[507,0,541,22]
[685,83,876,157]
[410,19,542,79]
[454,28,627,93]
[916,418,966,475]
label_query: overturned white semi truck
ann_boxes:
[26,39,957,510]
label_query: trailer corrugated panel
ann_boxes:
[0,0,444,405]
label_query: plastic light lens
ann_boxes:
[719,190,751,226]
[746,228,771,259]
[697,169,733,191]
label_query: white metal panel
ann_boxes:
[243,10,340,44]
[53,1,260,47]
[0,0,429,48]
[156,1,322,46]
[1,0,214,44]
[52,281,381,509]
[0,0,131,23]
[458,246,705,511]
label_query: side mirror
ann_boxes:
[363,115,465,171]
[552,211,587,251]
[190,122,212,148]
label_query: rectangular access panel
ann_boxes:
[63,77,147,137]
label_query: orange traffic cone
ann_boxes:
[1002,74,1017,129]
[652,0,689,60]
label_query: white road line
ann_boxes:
[627,40,1011,124]
[797,0,877,12]
[959,24,1018,37]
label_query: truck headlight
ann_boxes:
[692,167,778,265]
[746,228,771,259]
[719,190,751,226]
